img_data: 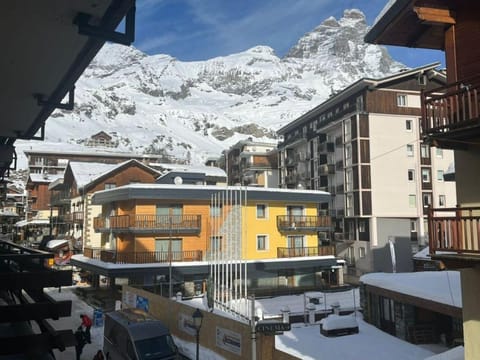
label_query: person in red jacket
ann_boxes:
[80,314,93,343]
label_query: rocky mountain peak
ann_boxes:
[27,9,406,168]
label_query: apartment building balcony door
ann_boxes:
[155,238,182,261]
[287,235,305,257]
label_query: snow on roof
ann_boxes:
[29,173,63,183]
[360,271,461,308]
[373,0,398,26]
[69,161,119,188]
[320,314,358,331]
[424,346,464,360]
[46,239,69,250]
[276,313,434,360]
[15,219,50,227]
[413,246,431,260]
[149,162,226,178]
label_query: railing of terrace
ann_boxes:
[277,246,336,258]
[422,75,480,136]
[428,206,480,255]
[98,249,203,264]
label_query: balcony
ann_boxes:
[319,164,335,175]
[428,206,480,266]
[72,211,84,223]
[50,190,71,206]
[277,246,336,258]
[277,215,332,232]
[83,247,203,264]
[93,214,202,234]
[422,76,480,149]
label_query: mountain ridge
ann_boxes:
[16,9,405,168]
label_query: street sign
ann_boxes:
[255,321,291,334]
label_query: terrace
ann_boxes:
[277,215,332,232]
[93,214,202,234]
[422,76,480,149]
[277,245,336,258]
[427,206,480,267]
[83,246,203,264]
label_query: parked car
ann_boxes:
[104,308,180,360]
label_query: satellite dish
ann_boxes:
[174,176,183,185]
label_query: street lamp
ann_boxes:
[192,308,203,360]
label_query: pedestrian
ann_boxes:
[93,349,105,360]
[80,313,93,344]
[75,326,87,360]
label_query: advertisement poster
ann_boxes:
[123,290,136,308]
[136,295,149,312]
[178,313,197,336]
[216,326,242,356]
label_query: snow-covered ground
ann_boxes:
[46,286,463,360]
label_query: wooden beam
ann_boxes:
[414,6,455,25]
[0,330,76,356]
[0,300,71,323]
[0,270,72,290]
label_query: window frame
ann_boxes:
[256,234,268,251]
[397,94,408,107]
[256,204,268,219]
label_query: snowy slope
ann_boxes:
[16,9,404,168]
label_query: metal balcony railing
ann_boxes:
[428,206,480,255]
[422,75,480,138]
[93,214,201,234]
[277,215,332,231]
[277,246,335,258]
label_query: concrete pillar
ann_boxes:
[281,306,290,323]
[461,267,480,360]
[306,303,316,324]
[336,267,344,286]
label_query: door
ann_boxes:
[155,238,182,261]
[287,235,305,257]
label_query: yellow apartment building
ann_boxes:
[72,184,341,297]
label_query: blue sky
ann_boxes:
[133,0,444,68]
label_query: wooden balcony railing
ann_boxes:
[97,249,203,264]
[83,247,102,260]
[422,75,480,138]
[277,246,336,258]
[72,211,84,223]
[428,206,480,255]
[277,215,332,231]
[93,214,201,233]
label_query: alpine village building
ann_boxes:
[277,63,457,281]
[365,1,480,358]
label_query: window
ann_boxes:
[406,144,414,157]
[422,169,430,183]
[410,219,417,232]
[256,204,267,219]
[423,193,432,207]
[397,94,407,107]
[405,120,413,131]
[420,145,430,159]
[409,195,417,208]
[257,235,268,251]
[439,195,446,207]
[407,169,415,181]
[359,220,367,233]
[418,75,427,86]
[436,148,443,158]
[105,183,116,190]
[359,247,366,258]
[437,170,444,181]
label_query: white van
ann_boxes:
[103,308,179,360]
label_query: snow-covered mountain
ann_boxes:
[17,9,405,167]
